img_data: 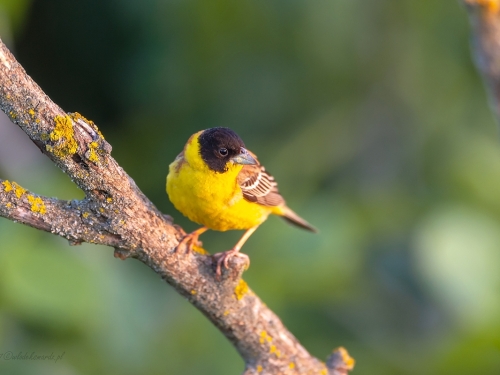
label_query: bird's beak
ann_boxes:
[231,148,257,165]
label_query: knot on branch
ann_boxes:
[464,0,500,16]
[42,112,111,167]
[326,347,355,375]
[70,112,112,157]
[114,247,131,260]
[213,251,250,282]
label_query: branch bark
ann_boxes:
[463,0,500,120]
[0,39,353,374]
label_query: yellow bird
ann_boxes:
[166,127,316,277]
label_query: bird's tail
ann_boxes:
[280,206,318,233]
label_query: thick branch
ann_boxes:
[0,39,351,374]
[463,0,500,119]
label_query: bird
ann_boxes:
[166,127,316,277]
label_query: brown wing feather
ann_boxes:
[237,164,284,207]
[236,152,317,232]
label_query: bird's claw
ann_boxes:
[175,232,202,254]
[212,249,249,280]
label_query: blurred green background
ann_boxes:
[1,0,500,374]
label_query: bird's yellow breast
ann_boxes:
[166,132,271,231]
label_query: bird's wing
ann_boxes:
[236,153,318,232]
[237,163,285,207]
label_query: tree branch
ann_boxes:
[463,0,500,120]
[0,179,122,247]
[0,38,353,374]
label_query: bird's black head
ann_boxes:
[199,127,252,173]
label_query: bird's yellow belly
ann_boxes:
[167,160,270,231]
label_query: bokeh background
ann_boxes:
[1,0,500,374]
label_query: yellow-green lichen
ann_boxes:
[82,212,90,219]
[256,365,262,373]
[27,195,46,214]
[269,345,281,357]
[6,203,12,209]
[192,245,209,255]
[2,181,27,198]
[2,181,43,213]
[190,290,197,295]
[106,197,113,203]
[223,310,230,316]
[2,180,13,192]
[14,183,26,198]
[49,115,78,158]
[2,180,27,198]
[259,330,272,344]
[234,279,248,300]
[28,109,35,117]
[87,141,99,163]
[41,133,50,141]
[289,362,295,369]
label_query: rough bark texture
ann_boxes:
[0,39,353,374]
[463,0,500,120]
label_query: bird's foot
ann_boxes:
[212,249,250,280]
[175,230,203,254]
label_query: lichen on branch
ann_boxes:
[46,114,78,158]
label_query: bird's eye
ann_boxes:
[219,148,228,156]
